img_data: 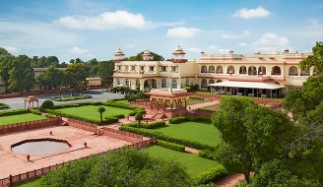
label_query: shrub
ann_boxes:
[185,116,211,123]
[189,97,205,100]
[144,121,166,129]
[169,116,187,124]
[0,109,29,117]
[0,103,9,110]
[156,140,185,152]
[198,149,217,160]
[29,109,42,115]
[41,100,54,109]
[193,165,227,184]
[45,113,56,118]
[111,114,125,118]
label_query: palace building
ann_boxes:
[112,46,314,97]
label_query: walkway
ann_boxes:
[215,173,245,187]
[187,99,219,110]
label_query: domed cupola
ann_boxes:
[172,46,187,63]
[113,48,125,62]
[143,50,153,61]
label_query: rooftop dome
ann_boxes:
[143,50,153,61]
[114,48,125,57]
[172,46,186,55]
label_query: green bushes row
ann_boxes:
[196,108,217,112]
[156,140,185,152]
[193,165,227,185]
[52,95,92,101]
[169,116,211,124]
[119,126,216,150]
[0,109,29,117]
[124,121,166,129]
[44,109,118,125]
[0,103,9,110]
[198,149,217,160]
[29,109,42,115]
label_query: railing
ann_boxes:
[0,117,61,135]
[0,138,156,187]
[101,127,144,140]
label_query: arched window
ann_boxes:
[209,79,215,84]
[227,66,235,74]
[216,66,223,74]
[209,66,215,73]
[185,79,189,86]
[201,79,208,88]
[239,66,247,74]
[171,79,177,88]
[161,79,167,88]
[272,66,281,75]
[300,69,310,76]
[125,79,129,87]
[152,79,157,88]
[217,80,222,83]
[258,66,266,75]
[201,66,207,73]
[288,66,298,76]
[248,66,257,75]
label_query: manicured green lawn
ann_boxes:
[144,145,221,176]
[187,98,208,106]
[154,122,222,147]
[111,99,130,105]
[53,105,133,120]
[0,113,47,126]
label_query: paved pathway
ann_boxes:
[215,173,245,187]
[0,89,124,110]
[187,99,219,110]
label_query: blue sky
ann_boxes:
[0,0,322,62]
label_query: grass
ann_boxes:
[187,98,208,106]
[201,104,218,111]
[53,105,134,120]
[0,113,47,126]
[52,95,92,101]
[13,177,42,187]
[110,99,130,105]
[154,122,222,147]
[144,145,221,176]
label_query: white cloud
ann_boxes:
[166,27,201,39]
[253,32,289,52]
[188,47,202,53]
[233,6,270,19]
[56,11,150,30]
[69,47,93,57]
[239,42,248,47]
[1,45,18,54]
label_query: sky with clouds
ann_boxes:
[0,0,322,62]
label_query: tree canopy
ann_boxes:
[300,41,323,74]
[126,51,164,61]
[40,149,193,187]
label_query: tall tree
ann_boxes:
[38,65,65,89]
[65,63,86,89]
[97,60,114,85]
[300,42,323,74]
[0,48,15,93]
[8,55,35,92]
[212,97,295,185]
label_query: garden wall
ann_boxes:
[0,117,61,134]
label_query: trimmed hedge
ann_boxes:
[0,109,29,117]
[193,165,227,185]
[198,149,217,160]
[29,109,42,115]
[169,116,211,124]
[0,103,9,110]
[189,97,205,100]
[119,126,216,150]
[41,100,54,109]
[52,95,92,101]
[124,121,166,129]
[156,140,185,152]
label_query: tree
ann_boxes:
[300,42,323,74]
[8,55,35,92]
[212,97,295,185]
[98,107,106,125]
[65,63,87,90]
[0,49,14,93]
[135,113,143,128]
[127,51,164,61]
[97,60,114,85]
[40,149,193,187]
[38,65,65,90]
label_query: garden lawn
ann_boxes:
[53,105,133,120]
[0,113,47,126]
[144,145,221,176]
[187,98,208,106]
[110,99,130,105]
[154,122,222,147]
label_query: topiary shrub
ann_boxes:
[41,100,54,109]
[156,140,185,152]
[0,103,9,110]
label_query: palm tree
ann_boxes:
[98,107,106,125]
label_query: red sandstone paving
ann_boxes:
[215,173,245,187]
[0,126,132,179]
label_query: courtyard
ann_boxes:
[0,125,132,179]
